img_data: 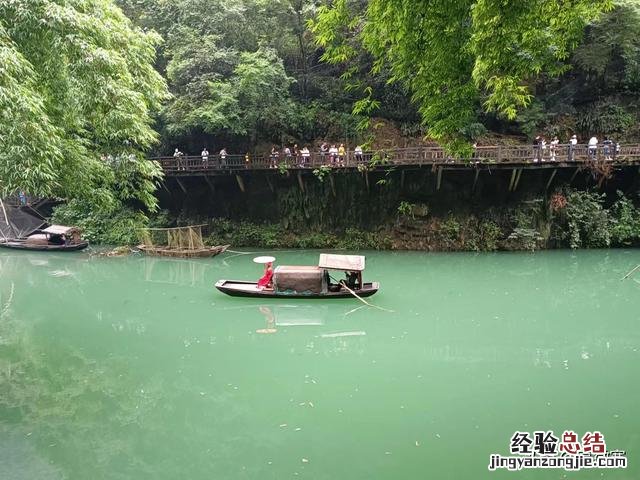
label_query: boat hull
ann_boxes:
[138,244,229,258]
[0,240,89,251]
[215,280,379,299]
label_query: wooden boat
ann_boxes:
[0,225,88,252]
[138,244,229,258]
[216,254,379,299]
[0,239,88,251]
[138,225,229,258]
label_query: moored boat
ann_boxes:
[138,244,229,258]
[215,254,379,299]
[138,225,229,258]
[0,225,88,252]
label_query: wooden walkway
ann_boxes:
[152,144,640,176]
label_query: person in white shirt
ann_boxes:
[174,148,184,170]
[329,144,338,165]
[219,147,227,168]
[588,136,598,159]
[568,135,578,161]
[549,136,559,161]
[201,148,209,166]
[540,137,547,162]
[354,145,363,163]
[300,146,310,166]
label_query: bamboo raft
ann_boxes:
[138,225,229,258]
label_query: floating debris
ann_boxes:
[48,270,73,277]
[301,458,309,463]
[308,402,314,408]
[320,331,366,338]
[279,423,288,428]
[295,427,302,431]
[415,441,420,447]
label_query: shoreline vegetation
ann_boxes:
[51,188,640,252]
[4,1,640,253]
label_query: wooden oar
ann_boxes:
[621,264,640,280]
[339,281,394,313]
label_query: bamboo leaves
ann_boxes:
[0,0,168,208]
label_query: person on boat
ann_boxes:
[257,262,274,290]
[345,271,359,289]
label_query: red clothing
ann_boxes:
[257,266,273,288]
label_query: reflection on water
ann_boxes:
[142,256,211,286]
[0,249,639,480]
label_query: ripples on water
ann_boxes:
[0,250,639,479]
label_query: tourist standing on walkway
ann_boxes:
[320,142,328,162]
[219,147,227,168]
[293,144,299,164]
[201,148,209,166]
[568,135,578,161]
[533,135,541,162]
[301,146,310,166]
[588,136,598,160]
[174,148,184,171]
[550,136,559,161]
[270,146,279,168]
[338,143,346,165]
[329,144,338,165]
[283,145,292,163]
[354,145,363,163]
[603,137,613,160]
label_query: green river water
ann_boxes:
[0,249,639,479]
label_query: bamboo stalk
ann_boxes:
[0,198,17,240]
[622,264,640,280]
[339,281,393,312]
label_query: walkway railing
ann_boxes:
[151,144,640,175]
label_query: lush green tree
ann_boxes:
[0,0,168,210]
[311,0,613,152]
[528,0,640,140]
[117,0,375,151]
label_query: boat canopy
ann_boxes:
[318,254,365,271]
[42,225,78,235]
[274,265,324,294]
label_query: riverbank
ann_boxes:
[196,188,639,252]
[51,167,640,251]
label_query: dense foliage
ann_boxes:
[0,0,168,208]
[311,0,615,152]
[3,0,640,249]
